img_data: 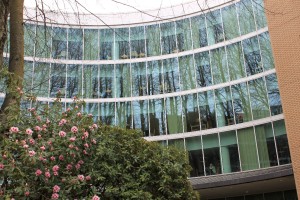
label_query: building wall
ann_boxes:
[264,0,300,198]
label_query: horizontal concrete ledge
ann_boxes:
[189,164,293,190]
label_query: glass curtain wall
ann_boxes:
[52,27,67,59]
[130,26,146,58]
[115,63,131,98]
[179,55,196,90]
[194,51,212,87]
[203,134,221,175]
[35,25,51,58]
[191,15,208,48]
[115,28,130,60]
[207,9,224,45]
[68,28,83,60]
[186,136,205,177]
[182,94,200,132]
[82,65,99,98]
[132,62,147,96]
[66,64,82,98]
[50,64,66,97]
[176,18,192,52]
[84,29,98,60]
[99,65,114,98]
[166,96,184,134]
[145,24,161,56]
[221,4,239,40]
[161,22,177,55]
[99,29,113,60]
[132,100,149,136]
[116,101,132,129]
[149,99,166,136]
[147,60,163,95]
[32,62,50,97]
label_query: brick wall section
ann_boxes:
[264,0,300,198]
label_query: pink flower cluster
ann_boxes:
[0,163,4,170]
[9,127,19,133]
[59,131,66,137]
[71,126,78,133]
[28,150,36,157]
[59,119,67,126]
[92,195,100,200]
[35,169,42,176]
[26,128,33,136]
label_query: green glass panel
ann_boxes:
[82,65,98,98]
[130,26,145,58]
[116,101,132,129]
[176,18,192,52]
[149,99,166,136]
[50,64,66,97]
[266,74,282,116]
[259,32,274,70]
[253,0,267,29]
[68,28,83,60]
[132,62,147,96]
[161,22,177,55]
[99,64,114,98]
[147,60,163,95]
[32,62,50,97]
[207,9,224,45]
[36,25,51,58]
[182,94,200,132]
[238,0,256,35]
[84,29,98,60]
[211,47,229,84]
[186,136,204,177]
[66,65,82,98]
[215,87,234,127]
[203,134,221,175]
[227,42,246,81]
[132,100,149,136]
[166,96,183,134]
[145,24,161,56]
[273,120,291,164]
[114,28,129,60]
[222,4,239,40]
[168,138,185,150]
[115,63,131,98]
[163,58,180,92]
[52,27,67,59]
[24,24,35,57]
[99,29,113,60]
[198,90,216,129]
[191,15,207,48]
[242,36,262,76]
[194,51,212,87]
[99,102,115,125]
[179,55,196,90]
[24,61,33,94]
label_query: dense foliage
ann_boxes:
[0,95,198,199]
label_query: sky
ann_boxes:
[24,0,193,14]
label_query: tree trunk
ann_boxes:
[0,0,24,129]
[0,0,9,70]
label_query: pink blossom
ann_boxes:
[48,141,52,146]
[88,114,93,117]
[26,128,33,135]
[28,150,36,157]
[9,127,19,133]
[59,119,67,126]
[34,126,41,131]
[23,144,29,149]
[77,175,84,181]
[50,156,56,161]
[78,160,84,164]
[75,147,79,151]
[46,118,51,124]
[66,164,73,170]
[0,163,4,170]
[29,138,35,145]
[53,185,60,193]
[59,155,64,161]
[2,154,7,159]
[25,191,30,196]
[66,108,71,112]
[36,116,41,121]
[35,169,42,176]
[85,175,91,181]
[84,143,89,148]
[92,139,97,144]
[21,140,27,145]
[40,146,46,151]
[92,195,100,200]
[53,171,59,176]
[83,131,89,138]
[38,134,42,139]
[92,124,98,129]
[52,165,59,172]
[45,171,51,178]
[75,106,78,109]
[71,126,78,133]
[83,150,88,155]
[69,137,76,142]
[69,144,74,149]
[77,112,82,117]
[59,131,66,137]
[51,193,59,199]
[75,164,81,170]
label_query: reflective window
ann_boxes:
[24,24,35,57]
[179,55,196,90]
[231,83,252,124]
[166,96,183,134]
[82,65,99,98]
[227,42,246,81]
[149,99,166,136]
[52,27,67,59]
[237,0,256,35]
[255,123,278,167]
[237,127,259,170]
[32,62,50,97]
[50,64,66,97]
[273,120,291,165]
[35,25,51,58]
[145,24,161,56]
[259,32,274,70]
[132,62,147,96]
[99,65,114,98]
[84,103,99,121]
[132,100,149,136]
[147,60,163,95]
[191,15,208,48]
[207,9,224,45]
[66,65,82,98]
[222,4,239,40]
[24,61,33,94]
[203,134,221,175]
[182,94,200,132]
[130,26,146,58]
[243,36,262,75]
[168,138,185,150]
[99,102,115,125]
[115,28,130,60]
[176,18,192,52]
[266,74,282,116]
[215,87,234,127]
[220,131,240,173]
[253,0,267,29]
[68,28,83,60]
[198,90,216,129]
[99,29,113,60]
[194,51,212,87]
[115,63,131,98]
[84,29,98,60]
[163,58,180,93]
[116,101,132,129]
[161,22,177,55]
[186,136,205,177]
[211,47,229,84]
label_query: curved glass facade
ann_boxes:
[1,0,291,178]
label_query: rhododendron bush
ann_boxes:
[0,98,198,199]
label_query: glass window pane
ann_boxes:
[36,25,51,58]
[237,0,256,35]
[115,63,131,98]
[203,134,221,175]
[163,58,180,92]
[198,90,216,129]
[215,87,234,127]
[176,18,192,52]
[147,60,163,95]
[207,9,224,45]
[116,101,132,129]
[168,138,184,150]
[99,64,114,98]
[273,120,291,165]
[220,131,240,173]
[182,94,200,132]
[243,36,262,76]
[227,42,246,80]
[66,65,82,98]
[166,96,183,134]
[84,103,99,121]
[194,51,212,87]
[145,24,161,56]
[133,100,149,137]
[231,83,252,124]
[191,15,207,48]
[50,64,66,97]
[32,62,50,97]
[99,29,113,60]
[130,26,145,58]
[211,47,229,84]
[24,61,33,94]
[161,22,177,55]
[115,28,129,60]
[266,74,282,116]
[68,28,83,60]
[255,123,278,167]
[149,99,166,136]
[249,78,270,119]
[186,136,204,177]
[222,4,239,40]
[99,102,115,125]
[253,0,267,29]
[179,55,196,90]
[84,29,98,60]
[132,62,147,96]
[259,32,275,70]
[237,127,259,170]
[52,27,67,59]
[24,24,35,57]
[83,65,99,98]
